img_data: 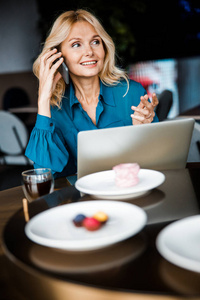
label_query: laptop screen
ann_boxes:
[77,118,195,178]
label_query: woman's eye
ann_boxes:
[72,43,80,48]
[92,39,100,45]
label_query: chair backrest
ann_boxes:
[3,87,30,109]
[0,111,28,155]
[3,87,30,122]
[156,90,173,121]
[187,122,200,162]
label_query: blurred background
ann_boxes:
[0,0,200,189]
[1,0,200,115]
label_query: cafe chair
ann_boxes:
[187,121,200,163]
[3,87,30,122]
[156,89,173,121]
[0,111,32,165]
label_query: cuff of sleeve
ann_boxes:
[35,114,55,132]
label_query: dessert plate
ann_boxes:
[75,169,165,200]
[156,215,200,273]
[25,200,147,251]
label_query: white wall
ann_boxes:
[0,0,41,74]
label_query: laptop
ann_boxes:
[77,118,195,179]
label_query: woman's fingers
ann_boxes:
[131,111,154,124]
[131,105,154,117]
[152,93,159,107]
[40,49,63,71]
[40,48,57,62]
[46,52,63,70]
[131,93,157,125]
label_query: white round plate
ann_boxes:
[75,169,165,200]
[25,200,147,251]
[156,215,200,273]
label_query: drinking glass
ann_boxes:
[22,168,54,202]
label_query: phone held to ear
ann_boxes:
[58,61,69,84]
[53,54,69,85]
[53,47,69,84]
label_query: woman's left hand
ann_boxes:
[131,93,159,125]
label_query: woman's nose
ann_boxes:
[85,45,93,56]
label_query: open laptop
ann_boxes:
[77,118,195,179]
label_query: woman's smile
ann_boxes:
[80,60,98,66]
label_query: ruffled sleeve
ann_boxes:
[25,114,69,173]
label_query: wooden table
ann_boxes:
[1,167,200,300]
[0,177,69,299]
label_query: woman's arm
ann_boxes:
[25,114,69,174]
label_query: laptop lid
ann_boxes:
[77,118,195,178]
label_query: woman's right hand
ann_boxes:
[38,48,64,117]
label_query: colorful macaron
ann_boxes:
[72,214,86,227]
[83,217,102,231]
[93,211,108,224]
[72,211,109,231]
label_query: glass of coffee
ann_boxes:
[22,168,54,202]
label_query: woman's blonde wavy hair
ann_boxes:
[33,9,129,108]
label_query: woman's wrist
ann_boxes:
[38,97,51,117]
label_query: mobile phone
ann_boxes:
[58,61,69,85]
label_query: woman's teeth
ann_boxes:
[81,61,97,65]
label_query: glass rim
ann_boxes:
[22,168,52,177]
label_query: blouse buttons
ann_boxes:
[50,123,53,127]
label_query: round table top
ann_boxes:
[1,167,200,300]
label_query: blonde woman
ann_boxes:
[25,9,159,177]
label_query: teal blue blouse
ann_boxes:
[25,79,159,178]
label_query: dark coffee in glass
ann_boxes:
[22,168,54,202]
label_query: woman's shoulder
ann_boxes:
[111,78,144,90]
[128,79,145,91]
[109,78,145,96]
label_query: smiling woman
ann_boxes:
[25,9,159,178]
[61,22,105,79]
